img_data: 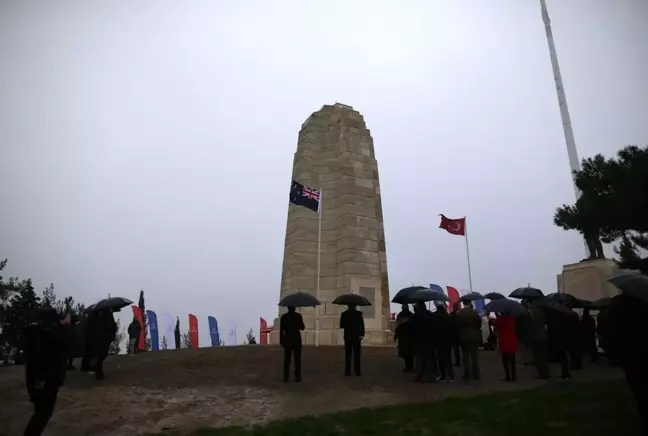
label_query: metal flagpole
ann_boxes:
[464,217,474,292]
[315,189,322,347]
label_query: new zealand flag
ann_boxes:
[289,180,321,213]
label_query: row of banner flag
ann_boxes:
[129,306,239,351]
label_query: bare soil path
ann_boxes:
[0,346,622,435]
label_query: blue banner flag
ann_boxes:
[146,310,159,351]
[474,298,486,317]
[208,316,220,346]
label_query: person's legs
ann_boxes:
[283,346,292,381]
[353,340,361,376]
[294,346,302,381]
[453,345,461,367]
[501,353,511,380]
[404,354,414,372]
[344,341,352,376]
[94,344,109,380]
[533,341,550,378]
[80,341,94,372]
[461,344,471,380]
[510,353,517,381]
[24,382,58,436]
[559,348,572,379]
[415,349,427,382]
[470,345,480,380]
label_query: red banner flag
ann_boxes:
[391,312,396,320]
[188,314,199,348]
[446,286,461,312]
[131,305,146,350]
[260,317,274,344]
[439,215,466,236]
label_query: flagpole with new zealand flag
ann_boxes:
[289,180,322,347]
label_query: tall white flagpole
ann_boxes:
[464,217,474,292]
[315,189,322,347]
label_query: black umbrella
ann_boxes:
[509,287,544,300]
[535,299,574,315]
[484,299,526,316]
[460,292,484,302]
[332,293,372,306]
[608,272,648,303]
[587,297,612,310]
[278,291,321,308]
[92,297,133,312]
[391,286,428,304]
[546,292,581,307]
[484,292,506,300]
[408,289,449,303]
[85,303,97,312]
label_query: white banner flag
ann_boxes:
[227,319,237,346]
[163,313,175,349]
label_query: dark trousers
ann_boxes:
[283,346,301,381]
[414,347,437,382]
[453,344,461,366]
[24,380,58,436]
[532,340,550,378]
[93,343,110,379]
[624,362,648,435]
[557,348,572,379]
[569,345,582,370]
[501,353,516,380]
[436,345,453,380]
[344,339,361,375]
[461,343,480,380]
[403,355,414,372]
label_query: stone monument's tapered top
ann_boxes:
[272,103,391,346]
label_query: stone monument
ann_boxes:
[559,258,621,301]
[270,103,392,346]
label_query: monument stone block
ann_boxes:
[560,259,621,301]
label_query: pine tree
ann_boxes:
[174,317,181,349]
[161,335,168,350]
[109,319,126,355]
[138,290,148,348]
[246,328,257,345]
[181,332,193,348]
[2,281,41,363]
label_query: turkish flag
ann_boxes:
[439,215,466,236]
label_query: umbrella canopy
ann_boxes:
[391,286,428,304]
[92,297,133,312]
[278,291,321,308]
[509,287,545,300]
[546,292,581,307]
[608,272,648,303]
[460,292,484,302]
[85,303,96,312]
[535,299,574,315]
[586,297,612,310]
[408,289,450,303]
[484,292,506,300]
[332,293,372,306]
[484,299,526,316]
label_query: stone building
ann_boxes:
[270,103,392,346]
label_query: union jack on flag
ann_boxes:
[289,180,321,213]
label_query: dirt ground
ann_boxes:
[0,346,623,435]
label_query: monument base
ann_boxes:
[559,258,621,300]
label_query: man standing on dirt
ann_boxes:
[23,308,70,436]
[93,309,117,380]
[456,301,482,381]
[340,304,365,377]
[280,305,305,382]
[127,316,142,355]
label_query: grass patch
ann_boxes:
[190,381,637,436]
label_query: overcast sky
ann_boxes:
[1,0,646,346]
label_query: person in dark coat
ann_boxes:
[494,313,519,381]
[409,302,437,383]
[63,314,81,370]
[606,294,648,435]
[92,309,117,380]
[528,303,550,379]
[450,303,462,366]
[546,308,573,379]
[456,301,481,381]
[23,308,70,436]
[127,317,142,355]
[581,309,598,362]
[279,306,304,382]
[340,304,365,376]
[394,304,414,372]
[80,311,99,373]
[433,304,454,381]
[567,310,583,370]
[596,307,614,365]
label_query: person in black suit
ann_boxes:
[340,304,365,376]
[280,306,305,382]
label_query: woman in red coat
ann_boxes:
[495,314,519,381]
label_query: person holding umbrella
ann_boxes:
[279,306,305,382]
[456,300,482,381]
[494,312,519,381]
[409,301,437,383]
[339,303,365,377]
[433,303,454,382]
[394,304,414,372]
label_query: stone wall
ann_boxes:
[274,103,392,346]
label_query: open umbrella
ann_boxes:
[608,272,648,303]
[509,287,544,300]
[278,291,321,308]
[484,299,526,316]
[408,289,449,303]
[546,292,581,307]
[460,292,484,302]
[535,299,573,315]
[587,297,612,310]
[391,286,428,304]
[92,297,133,312]
[332,293,371,306]
[484,292,506,300]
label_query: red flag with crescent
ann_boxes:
[446,286,461,312]
[439,215,466,236]
[188,314,199,348]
